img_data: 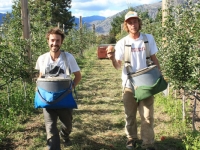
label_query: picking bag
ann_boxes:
[124,34,168,102]
[34,86,77,109]
[130,76,168,102]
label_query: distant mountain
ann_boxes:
[0,13,6,24]
[0,12,105,27]
[74,15,106,25]
[85,1,163,35]
[74,15,106,29]
[87,0,199,35]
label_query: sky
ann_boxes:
[0,0,161,18]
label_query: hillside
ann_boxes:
[86,1,162,35]
[89,0,198,35]
[74,16,106,25]
[73,2,163,35]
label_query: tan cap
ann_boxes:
[125,11,139,21]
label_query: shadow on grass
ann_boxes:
[73,115,125,132]
[155,137,185,150]
[75,98,123,106]
[68,132,127,150]
[0,138,15,150]
[0,125,46,150]
[0,109,46,149]
[67,135,185,150]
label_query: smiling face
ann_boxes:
[48,34,63,53]
[126,17,140,34]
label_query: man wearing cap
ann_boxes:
[107,11,160,150]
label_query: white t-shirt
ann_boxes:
[115,33,158,88]
[35,52,80,78]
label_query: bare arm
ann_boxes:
[111,59,122,70]
[38,72,43,78]
[151,54,161,71]
[106,45,122,70]
[72,71,82,88]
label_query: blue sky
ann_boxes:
[0,0,161,17]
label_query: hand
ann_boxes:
[106,45,115,60]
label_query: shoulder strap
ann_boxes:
[142,33,153,66]
[142,33,150,59]
[60,51,71,77]
[124,38,134,74]
[60,51,77,100]
[43,52,50,75]
[123,39,135,91]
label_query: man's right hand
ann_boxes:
[106,45,122,69]
[106,45,115,60]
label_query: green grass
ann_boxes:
[0,45,200,149]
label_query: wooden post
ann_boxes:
[162,0,167,27]
[182,90,186,121]
[92,24,95,46]
[21,0,32,80]
[92,24,95,33]
[162,0,170,96]
[79,16,83,56]
[79,16,82,29]
[121,23,123,34]
[192,92,197,131]
[63,24,65,32]
[21,0,30,40]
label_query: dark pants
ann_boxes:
[43,108,73,150]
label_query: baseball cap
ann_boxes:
[125,11,139,21]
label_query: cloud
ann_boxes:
[71,0,128,17]
[0,0,13,13]
[71,0,161,17]
[0,0,161,17]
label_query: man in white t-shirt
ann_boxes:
[35,27,81,150]
[107,11,160,150]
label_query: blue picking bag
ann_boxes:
[34,78,77,109]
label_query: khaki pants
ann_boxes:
[123,88,155,146]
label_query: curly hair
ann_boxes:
[123,18,142,33]
[46,27,65,42]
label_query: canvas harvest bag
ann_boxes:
[124,34,168,102]
[34,51,78,109]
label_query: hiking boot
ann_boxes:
[63,138,72,146]
[60,130,72,146]
[46,138,61,150]
[126,139,138,149]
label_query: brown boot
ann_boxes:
[126,139,139,149]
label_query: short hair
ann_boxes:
[46,27,65,41]
[123,18,142,33]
